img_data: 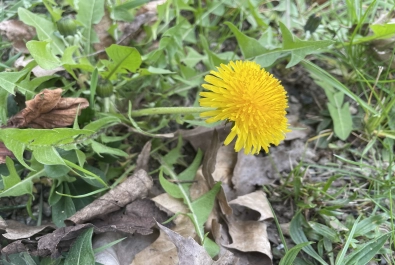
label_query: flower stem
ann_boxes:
[129,107,214,117]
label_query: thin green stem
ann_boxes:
[160,162,205,242]
[268,199,289,252]
[129,107,214,117]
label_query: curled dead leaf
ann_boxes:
[1,240,28,257]
[135,141,151,172]
[133,193,195,265]
[223,216,272,264]
[228,191,273,222]
[2,220,55,240]
[7,88,89,129]
[38,223,94,258]
[66,169,152,225]
[157,222,238,265]
[201,130,233,216]
[0,20,35,53]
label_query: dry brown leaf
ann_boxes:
[201,130,233,216]
[94,231,159,265]
[232,153,272,196]
[7,88,89,129]
[132,193,194,265]
[93,6,158,56]
[131,229,180,265]
[211,219,234,259]
[177,125,231,152]
[212,144,237,185]
[0,20,35,53]
[66,169,152,225]
[91,199,167,235]
[118,13,157,46]
[135,141,151,172]
[0,142,14,164]
[232,140,316,196]
[38,223,94,258]
[190,168,220,232]
[211,143,238,207]
[157,222,238,265]
[137,0,167,14]
[14,57,64,77]
[1,240,29,256]
[93,10,114,57]
[228,191,273,222]
[2,199,164,258]
[1,220,55,240]
[223,216,272,264]
[31,66,65,77]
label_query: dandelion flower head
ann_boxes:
[199,61,290,154]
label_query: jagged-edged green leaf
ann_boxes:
[0,59,35,122]
[112,0,150,22]
[0,128,93,169]
[0,71,29,95]
[190,181,221,230]
[138,67,175,75]
[160,149,203,200]
[199,34,227,69]
[83,116,121,131]
[280,22,333,67]
[163,136,183,167]
[43,0,63,21]
[160,147,221,258]
[18,75,57,98]
[31,145,65,165]
[0,63,34,96]
[178,149,203,182]
[0,157,46,198]
[26,40,61,70]
[76,0,105,55]
[352,23,395,45]
[61,46,79,65]
[159,170,184,199]
[102,44,142,80]
[90,140,128,157]
[182,47,207,68]
[224,21,282,67]
[18,7,64,54]
[225,21,267,59]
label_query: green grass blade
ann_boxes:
[279,242,313,265]
[290,212,329,265]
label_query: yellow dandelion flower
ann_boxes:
[199,60,290,154]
